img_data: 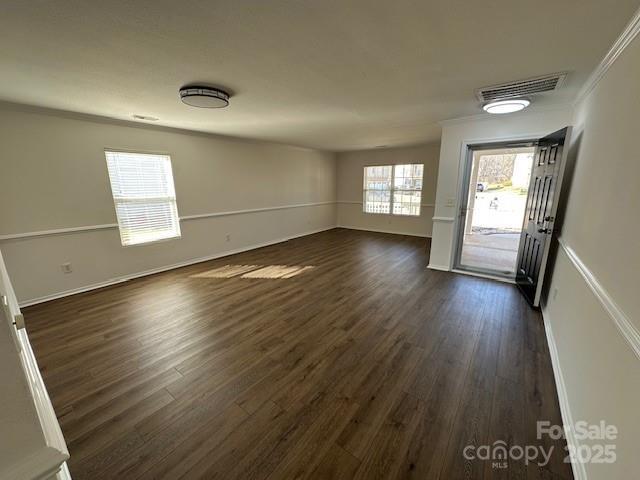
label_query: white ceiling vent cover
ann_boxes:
[476,73,568,102]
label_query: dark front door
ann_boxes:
[516,127,572,307]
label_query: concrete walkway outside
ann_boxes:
[460,232,520,274]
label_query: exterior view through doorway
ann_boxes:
[454,142,536,278]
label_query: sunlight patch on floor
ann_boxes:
[241,265,315,279]
[191,264,315,279]
[191,265,260,278]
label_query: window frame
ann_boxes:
[362,164,393,215]
[104,149,182,247]
[362,163,424,217]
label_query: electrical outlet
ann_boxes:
[225,234,231,242]
[61,262,73,274]
[446,197,456,207]
[552,288,558,301]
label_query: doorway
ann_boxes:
[454,142,536,278]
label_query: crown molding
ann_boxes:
[575,6,640,104]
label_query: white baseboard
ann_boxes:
[541,304,587,480]
[427,263,450,271]
[57,462,72,480]
[337,225,430,238]
[19,226,336,307]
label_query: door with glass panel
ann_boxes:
[515,127,571,306]
[453,142,536,277]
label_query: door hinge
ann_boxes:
[13,313,26,330]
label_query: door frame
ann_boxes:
[452,138,537,279]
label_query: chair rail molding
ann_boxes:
[336,200,435,207]
[558,238,640,361]
[0,201,336,242]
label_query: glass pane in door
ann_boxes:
[458,146,535,276]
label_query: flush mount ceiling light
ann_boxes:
[483,98,530,114]
[179,86,230,108]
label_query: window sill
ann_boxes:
[122,234,182,248]
[362,211,421,218]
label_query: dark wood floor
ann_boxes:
[25,228,572,479]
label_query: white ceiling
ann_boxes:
[1,1,638,151]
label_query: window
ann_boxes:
[105,151,181,246]
[363,165,392,214]
[392,164,423,215]
[363,164,423,216]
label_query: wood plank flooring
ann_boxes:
[24,228,573,479]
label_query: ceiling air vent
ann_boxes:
[476,73,567,102]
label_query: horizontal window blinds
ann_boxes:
[105,151,181,246]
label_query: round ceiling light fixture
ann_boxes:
[483,98,530,114]
[179,86,230,108]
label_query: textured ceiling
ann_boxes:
[1,1,638,151]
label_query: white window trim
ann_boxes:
[363,164,423,217]
[105,150,182,247]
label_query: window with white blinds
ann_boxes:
[105,151,181,246]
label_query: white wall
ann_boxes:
[542,24,640,480]
[0,106,337,304]
[428,107,574,269]
[336,143,440,237]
